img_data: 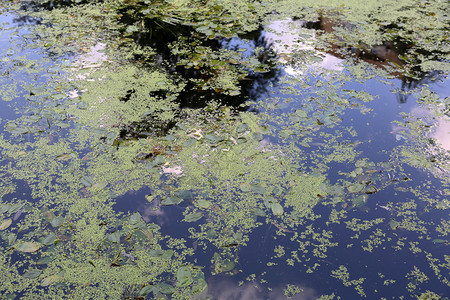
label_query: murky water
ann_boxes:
[0,2,449,299]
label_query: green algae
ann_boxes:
[330,265,366,297]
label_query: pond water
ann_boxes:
[0,1,449,299]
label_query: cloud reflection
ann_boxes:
[264,18,344,75]
[139,198,168,225]
[432,117,450,151]
[207,277,318,300]
[409,106,450,152]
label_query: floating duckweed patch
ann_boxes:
[0,0,449,299]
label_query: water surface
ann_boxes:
[0,1,448,299]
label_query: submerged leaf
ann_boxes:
[145,194,154,202]
[176,266,193,287]
[251,184,266,194]
[185,212,203,222]
[129,212,146,229]
[11,127,29,135]
[204,134,223,144]
[192,276,208,295]
[129,212,143,224]
[352,195,368,207]
[197,199,211,209]
[151,155,165,167]
[252,132,263,141]
[264,196,277,208]
[91,181,107,189]
[295,109,308,118]
[55,153,75,161]
[252,208,266,217]
[162,250,174,260]
[7,233,16,245]
[214,259,235,273]
[37,256,55,265]
[161,196,183,205]
[237,123,249,133]
[13,208,23,221]
[2,294,14,300]
[348,183,365,193]
[42,233,57,246]
[183,138,197,147]
[389,220,400,230]
[177,190,193,200]
[16,242,40,253]
[23,269,42,279]
[50,216,64,228]
[108,232,121,243]
[41,275,58,286]
[149,249,164,257]
[139,285,154,297]
[155,283,176,294]
[271,203,284,216]
[0,204,11,214]
[80,176,94,187]
[165,134,176,141]
[8,204,23,214]
[432,239,447,244]
[0,219,12,230]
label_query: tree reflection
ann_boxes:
[305,17,446,103]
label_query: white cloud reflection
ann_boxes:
[432,116,450,151]
[206,277,319,300]
[264,18,344,76]
[409,106,450,152]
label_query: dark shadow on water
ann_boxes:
[112,12,282,140]
[118,10,282,109]
[11,14,42,26]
